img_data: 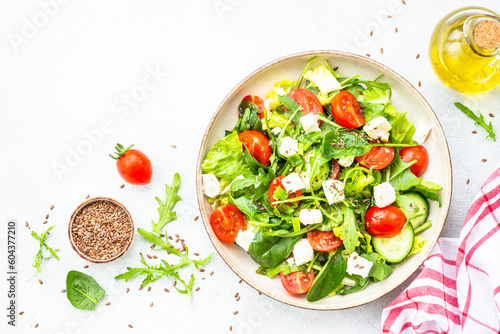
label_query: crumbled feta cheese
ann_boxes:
[202,174,221,198]
[373,182,396,208]
[292,238,314,266]
[299,209,324,225]
[235,229,256,252]
[278,136,299,157]
[412,122,431,144]
[322,179,345,205]
[363,116,392,140]
[275,88,286,96]
[346,252,373,278]
[299,114,320,134]
[271,127,282,136]
[338,155,355,167]
[286,257,295,266]
[282,173,306,193]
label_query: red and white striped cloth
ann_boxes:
[382,164,500,333]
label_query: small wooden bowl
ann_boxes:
[68,197,135,263]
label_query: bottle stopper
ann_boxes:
[474,19,500,50]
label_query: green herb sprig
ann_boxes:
[455,102,496,141]
[152,173,182,233]
[31,225,59,278]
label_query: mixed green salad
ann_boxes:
[201,57,442,302]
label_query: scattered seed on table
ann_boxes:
[83,265,89,269]
[86,195,90,199]
[210,271,214,276]
[418,81,422,87]
[194,216,199,221]
[366,53,371,57]
[229,326,233,331]
[164,288,169,292]
[152,255,158,259]
[148,287,151,292]
[235,293,239,298]
[387,15,392,18]
[173,281,177,287]
[139,287,143,290]
[467,179,470,185]
[128,324,133,328]
[194,253,199,256]
[25,222,29,227]
[395,27,399,32]
[45,214,49,219]
[61,289,66,293]
[482,159,487,162]
[200,268,205,272]
[151,244,156,249]
[472,130,477,134]
[416,54,420,59]
[19,311,24,315]
[489,113,494,117]
[380,48,384,54]
[35,323,39,328]
[50,205,54,210]
[55,249,60,252]
[120,184,125,189]
[201,277,206,280]
[258,291,262,295]
[150,302,154,307]
[370,31,373,36]
[105,302,110,306]
[147,254,152,259]
[238,279,242,284]
[43,221,47,224]
[39,280,43,285]
[402,0,406,4]
[171,145,177,148]
[236,297,240,301]
[126,288,130,293]
[168,236,173,240]
[233,311,238,315]
[195,287,200,291]
[175,234,179,238]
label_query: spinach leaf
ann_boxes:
[248,231,300,268]
[243,146,269,174]
[152,173,182,233]
[340,206,358,254]
[389,153,421,191]
[231,196,269,223]
[236,101,263,133]
[306,252,347,302]
[321,129,370,159]
[413,181,442,206]
[231,168,274,200]
[66,271,105,311]
[455,102,496,141]
[201,131,249,180]
[337,275,370,295]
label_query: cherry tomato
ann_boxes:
[280,268,315,295]
[288,88,323,121]
[331,91,365,128]
[241,95,266,119]
[238,131,272,166]
[400,146,429,177]
[110,144,152,185]
[268,176,302,207]
[307,230,343,252]
[355,143,395,171]
[365,205,407,237]
[210,204,245,243]
[329,159,340,180]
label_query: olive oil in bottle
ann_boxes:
[430,7,500,93]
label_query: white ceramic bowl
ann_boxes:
[196,51,452,310]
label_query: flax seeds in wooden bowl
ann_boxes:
[69,197,134,263]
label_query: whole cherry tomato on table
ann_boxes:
[331,91,365,128]
[109,143,152,185]
[399,146,429,177]
[210,204,245,243]
[280,268,315,295]
[365,205,407,237]
[238,130,272,166]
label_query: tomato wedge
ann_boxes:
[268,176,302,208]
[288,88,323,121]
[355,142,395,171]
[400,145,429,177]
[365,205,407,237]
[210,204,245,243]
[280,268,315,295]
[241,95,266,119]
[307,230,343,252]
[238,130,272,166]
[331,91,365,128]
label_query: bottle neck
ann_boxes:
[464,14,500,57]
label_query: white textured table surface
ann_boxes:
[1,1,500,333]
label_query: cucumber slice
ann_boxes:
[399,192,429,229]
[299,149,329,192]
[372,224,414,264]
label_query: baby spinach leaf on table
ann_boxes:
[455,102,496,141]
[152,173,182,233]
[31,225,59,278]
[248,231,300,268]
[306,252,347,302]
[412,181,442,207]
[321,129,370,159]
[201,131,249,180]
[66,271,105,311]
[389,154,421,191]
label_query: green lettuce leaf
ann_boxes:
[413,180,442,206]
[201,131,248,180]
[264,79,296,111]
[410,236,427,255]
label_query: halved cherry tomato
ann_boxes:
[288,88,323,121]
[280,268,315,295]
[210,204,245,243]
[331,91,365,128]
[268,176,302,207]
[365,205,407,237]
[400,146,429,177]
[307,230,343,252]
[329,159,340,180]
[238,130,272,166]
[241,95,265,119]
[355,142,395,171]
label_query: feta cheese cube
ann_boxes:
[299,209,324,225]
[363,116,392,140]
[412,122,431,144]
[279,136,299,157]
[202,173,221,198]
[338,155,355,167]
[282,173,306,193]
[299,114,320,134]
[292,238,314,266]
[322,179,345,205]
[271,127,282,135]
[346,252,373,278]
[373,182,396,208]
[235,229,256,252]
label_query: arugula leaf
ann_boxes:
[248,231,300,268]
[321,129,370,159]
[455,102,496,141]
[389,154,422,191]
[413,181,442,206]
[361,102,387,122]
[306,252,347,302]
[201,131,249,180]
[152,173,182,233]
[278,95,303,122]
[231,196,269,223]
[388,109,417,144]
[31,225,59,278]
[66,271,105,311]
[230,168,274,200]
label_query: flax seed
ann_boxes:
[43,221,47,224]
[86,195,90,199]
[39,280,43,285]
[388,15,392,18]
[195,287,200,291]
[150,244,155,249]
[370,30,373,36]
[194,252,199,256]
[25,222,28,227]
[150,302,153,307]
[366,53,371,57]
[50,205,54,210]
[235,293,239,298]
[489,113,494,117]
[147,254,152,259]
[200,268,205,272]
[233,311,238,315]
[164,288,169,292]
[45,214,49,219]
[380,48,384,54]
[236,297,240,301]
[238,279,242,284]
[173,281,177,287]
[148,286,151,292]
[472,130,477,134]
[128,324,133,328]
[210,271,214,276]
[416,54,420,59]
[230,326,233,331]
[482,159,487,162]
[55,249,60,252]
[467,179,470,185]
[171,145,177,148]
[395,27,399,32]
[418,81,421,87]
[126,288,130,293]
[105,302,110,306]
[139,287,143,290]
[19,311,24,315]
[35,323,39,328]
[194,216,199,221]
[152,255,158,259]
[402,0,406,4]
